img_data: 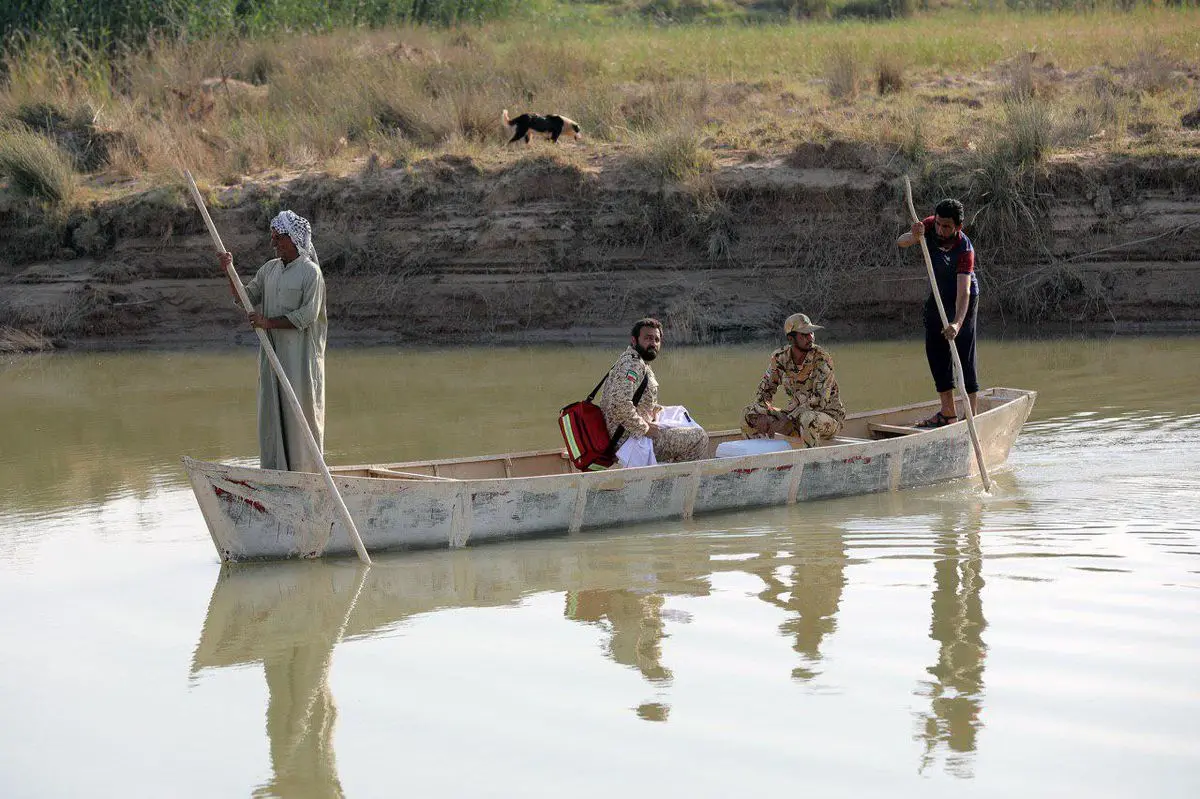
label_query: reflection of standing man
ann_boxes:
[917,505,987,778]
[194,563,359,799]
[257,643,346,799]
[219,210,327,472]
[897,199,980,428]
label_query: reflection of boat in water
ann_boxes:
[191,543,712,793]
[191,524,856,792]
[183,388,1035,561]
[192,495,996,790]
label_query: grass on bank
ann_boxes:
[0,326,53,353]
[0,6,1196,326]
[0,7,1195,198]
[0,125,76,207]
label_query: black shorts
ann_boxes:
[924,296,978,395]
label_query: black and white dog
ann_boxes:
[502,109,582,144]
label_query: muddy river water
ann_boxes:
[1,336,1197,797]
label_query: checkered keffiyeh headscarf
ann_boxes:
[270,210,318,265]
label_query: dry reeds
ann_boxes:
[0,327,54,353]
[997,98,1054,166]
[876,55,904,96]
[1003,51,1039,102]
[629,129,715,183]
[1128,37,1181,96]
[0,126,76,207]
[825,52,861,101]
[0,8,1195,192]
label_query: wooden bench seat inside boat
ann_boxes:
[868,422,925,438]
[367,468,457,481]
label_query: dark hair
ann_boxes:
[630,318,663,338]
[934,198,965,226]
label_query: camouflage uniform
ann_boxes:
[740,344,845,447]
[599,346,709,464]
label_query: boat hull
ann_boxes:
[183,387,1035,561]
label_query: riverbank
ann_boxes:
[2,9,1199,351]
[3,145,1199,352]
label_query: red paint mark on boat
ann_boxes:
[213,485,267,513]
[774,465,793,471]
[842,455,872,465]
[733,468,757,475]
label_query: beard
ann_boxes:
[788,334,813,352]
[634,343,658,362]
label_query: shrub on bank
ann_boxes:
[0,126,76,207]
[630,128,716,182]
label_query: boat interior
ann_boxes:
[331,390,1013,482]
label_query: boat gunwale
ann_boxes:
[182,387,1035,487]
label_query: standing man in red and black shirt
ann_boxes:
[897,198,979,428]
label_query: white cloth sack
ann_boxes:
[656,405,701,428]
[615,406,702,468]
[616,436,656,468]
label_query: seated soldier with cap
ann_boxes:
[740,313,846,447]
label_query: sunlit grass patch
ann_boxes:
[628,128,716,183]
[0,7,1196,192]
[0,126,76,207]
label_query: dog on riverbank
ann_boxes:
[502,109,581,144]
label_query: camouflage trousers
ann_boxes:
[654,426,709,463]
[740,404,841,448]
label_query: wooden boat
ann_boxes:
[182,386,1035,562]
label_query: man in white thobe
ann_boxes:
[219,210,327,472]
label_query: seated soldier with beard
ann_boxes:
[598,318,709,464]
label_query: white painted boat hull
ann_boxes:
[183,387,1035,562]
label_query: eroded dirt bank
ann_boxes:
[3,150,1199,351]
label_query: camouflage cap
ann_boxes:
[784,313,823,335]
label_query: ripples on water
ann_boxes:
[1,340,1199,797]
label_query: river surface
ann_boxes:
[1,336,1198,798]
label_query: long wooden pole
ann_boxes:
[184,171,372,564]
[903,176,992,492]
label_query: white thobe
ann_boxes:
[244,255,327,472]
